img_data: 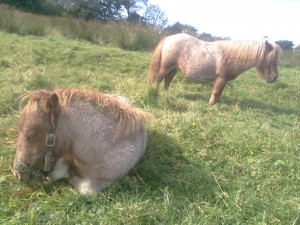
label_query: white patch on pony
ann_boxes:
[77,179,94,195]
[68,175,112,195]
[49,158,69,181]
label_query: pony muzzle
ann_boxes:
[266,74,278,83]
[14,161,31,183]
[15,160,48,181]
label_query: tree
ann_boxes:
[144,4,168,30]
[98,0,124,21]
[0,0,41,12]
[52,0,148,21]
[197,32,229,42]
[275,40,295,50]
[197,32,213,41]
[127,12,144,24]
[0,0,61,15]
[121,0,148,18]
[164,22,197,35]
[66,0,103,20]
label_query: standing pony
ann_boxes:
[148,33,280,105]
[13,88,151,194]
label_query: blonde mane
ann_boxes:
[21,88,151,137]
[215,40,272,69]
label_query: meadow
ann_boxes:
[0,10,300,225]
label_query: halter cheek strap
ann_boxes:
[44,126,56,172]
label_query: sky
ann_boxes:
[148,0,300,46]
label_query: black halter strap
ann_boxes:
[44,125,56,172]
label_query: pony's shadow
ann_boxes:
[183,93,209,102]
[184,93,300,116]
[127,130,217,202]
[222,97,300,115]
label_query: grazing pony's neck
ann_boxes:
[215,40,267,70]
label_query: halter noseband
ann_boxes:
[15,121,56,180]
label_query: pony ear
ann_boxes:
[46,93,59,114]
[265,40,273,53]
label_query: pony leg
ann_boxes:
[164,69,177,90]
[48,158,69,182]
[68,175,113,195]
[209,77,228,105]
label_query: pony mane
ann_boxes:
[266,43,281,63]
[58,88,152,137]
[20,89,152,138]
[215,40,276,69]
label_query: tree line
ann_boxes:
[0,0,298,48]
[0,0,229,42]
[0,0,168,29]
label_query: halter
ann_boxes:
[15,117,57,180]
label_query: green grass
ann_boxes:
[0,4,161,52]
[0,31,300,224]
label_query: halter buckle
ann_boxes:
[46,133,55,147]
[15,160,28,173]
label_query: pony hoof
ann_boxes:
[208,100,216,105]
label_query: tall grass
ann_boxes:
[0,4,161,51]
[0,5,46,36]
[279,50,300,68]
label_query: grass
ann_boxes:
[0,31,300,224]
[0,4,161,52]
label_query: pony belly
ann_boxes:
[185,72,216,83]
[183,62,217,83]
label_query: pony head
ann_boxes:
[256,41,280,83]
[13,90,59,183]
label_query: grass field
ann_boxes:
[0,31,300,224]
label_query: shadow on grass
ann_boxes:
[132,129,217,202]
[144,88,203,112]
[221,97,300,115]
[182,92,300,116]
[183,93,209,103]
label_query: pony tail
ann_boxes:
[147,37,166,85]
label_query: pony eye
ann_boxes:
[26,132,38,141]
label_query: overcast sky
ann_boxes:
[148,0,300,46]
